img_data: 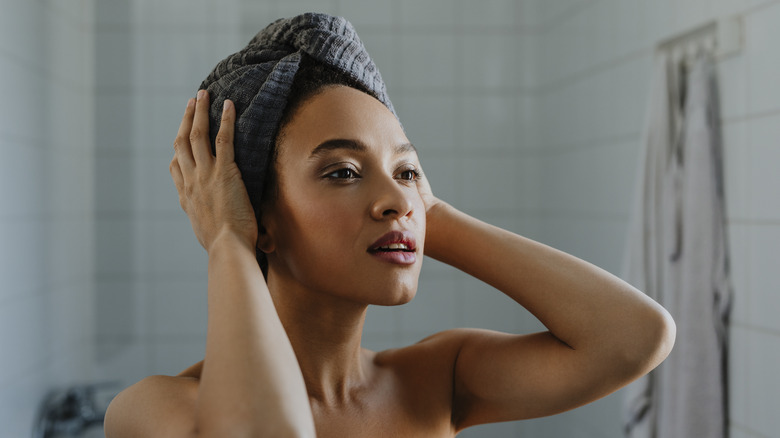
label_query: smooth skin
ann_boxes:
[104,86,675,438]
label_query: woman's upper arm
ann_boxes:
[446,328,636,431]
[104,375,199,438]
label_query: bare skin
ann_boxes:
[104,86,675,438]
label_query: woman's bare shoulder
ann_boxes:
[104,369,200,438]
[177,360,204,378]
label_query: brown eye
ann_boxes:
[397,169,420,181]
[326,168,359,179]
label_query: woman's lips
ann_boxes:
[369,249,417,265]
[367,230,417,265]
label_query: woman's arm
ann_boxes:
[419,191,675,427]
[180,93,314,437]
[105,93,315,438]
[198,233,314,437]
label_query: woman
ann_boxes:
[105,13,674,438]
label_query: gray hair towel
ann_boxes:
[199,12,395,214]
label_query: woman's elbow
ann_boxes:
[625,302,676,376]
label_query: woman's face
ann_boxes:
[262,85,425,306]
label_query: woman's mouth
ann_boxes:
[372,243,412,251]
[368,231,417,265]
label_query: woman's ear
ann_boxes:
[257,222,275,254]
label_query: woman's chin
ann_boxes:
[372,287,416,307]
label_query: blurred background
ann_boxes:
[1,0,778,437]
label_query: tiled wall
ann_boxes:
[0,1,96,436]
[523,0,780,437]
[92,0,244,385]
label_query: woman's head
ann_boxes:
[199,13,400,279]
[200,13,423,303]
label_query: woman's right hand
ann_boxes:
[170,90,258,253]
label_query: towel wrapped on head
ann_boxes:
[198,12,396,271]
[200,12,395,204]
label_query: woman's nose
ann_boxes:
[369,177,414,221]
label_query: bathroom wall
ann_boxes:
[0,0,97,435]
[90,0,245,388]
[524,0,780,437]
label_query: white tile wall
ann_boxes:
[400,0,457,29]
[459,96,519,152]
[398,95,458,152]
[746,329,780,436]
[747,114,780,221]
[726,224,751,325]
[718,53,750,120]
[149,280,208,337]
[729,325,751,431]
[400,34,458,91]
[459,0,518,30]
[747,225,780,332]
[276,0,339,20]
[459,35,522,91]
[746,4,780,115]
[337,0,396,28]
[0,0,97,435]
[722,120,750,221]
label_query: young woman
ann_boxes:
[104,13,674,438]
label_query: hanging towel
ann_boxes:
[622,51,731,438]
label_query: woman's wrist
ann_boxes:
[423,200,460,262]
[207,227,257,256]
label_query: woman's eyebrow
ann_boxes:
[396,142,417,155]
[309,139,366,158]
[309,139,417,159]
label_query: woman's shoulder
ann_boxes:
[104,370,200,438]
[370,329,487,388]
[176,360,204,378]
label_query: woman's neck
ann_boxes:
[267,273,372,405]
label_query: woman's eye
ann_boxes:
[326,168,358,179]
[398,169,420,181]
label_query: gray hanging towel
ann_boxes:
[622,51,731,438]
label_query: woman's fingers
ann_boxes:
[191,89,214,167]
[173,98,196,169]
[215,99,236,165]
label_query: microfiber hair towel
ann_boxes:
[199,12,396,219]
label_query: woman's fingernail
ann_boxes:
[186,98,195,109]
[197,90,206,100]
[222,99,232,114]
